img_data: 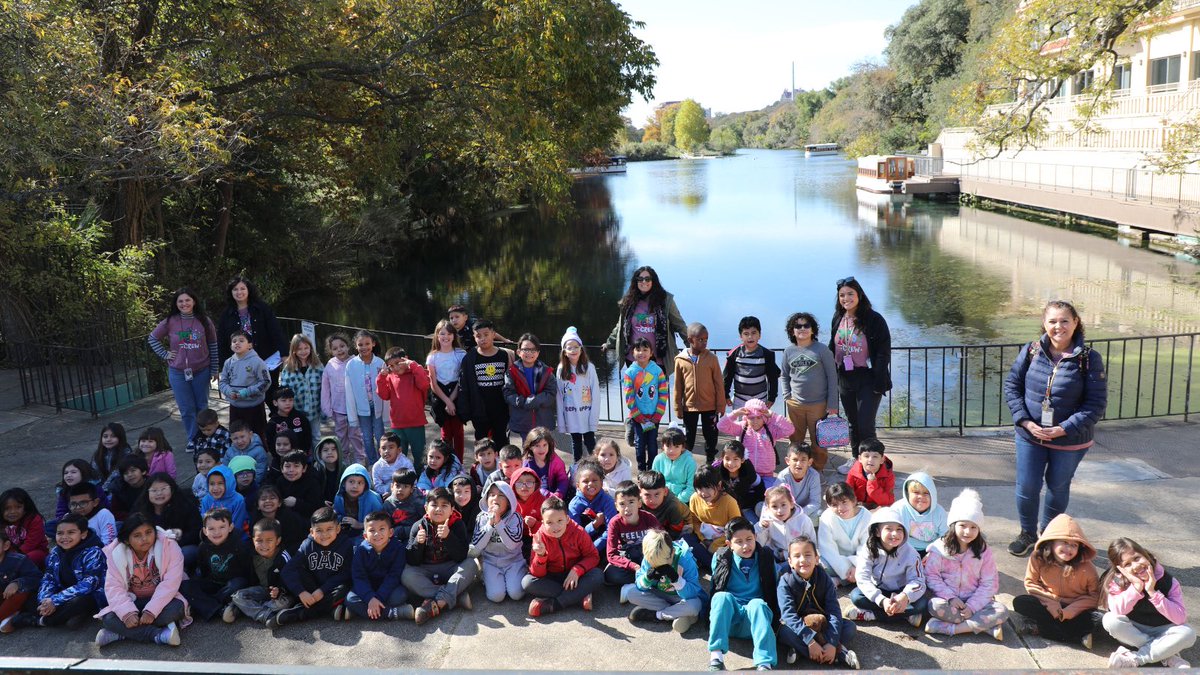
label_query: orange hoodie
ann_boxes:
[1023,514,1100,619]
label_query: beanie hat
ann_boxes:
[946,488,984,528]
[228,456,257,476]
[560,326,583,349]
[743,398,769,419]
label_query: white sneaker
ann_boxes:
[155,622,180,647]
[845,608,875,622]
[95,628,123,647]
[671,615,697,633]
[907,613,924,628]
[222,603,238,624]
[619,583,634,604]
[1161,655,1191,669]
[1108,647,1138,668]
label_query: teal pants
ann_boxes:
[390,426,426,472]
[707,592,777,667]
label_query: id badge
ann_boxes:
[1040,399,1054,426]
[184,368,194,382]
[843,355,854,371]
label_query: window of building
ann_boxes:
[1074,70,1095,94]
[1192,52,1200,81]
[1149,55,1181,87]
[1049,78,1068,98]
[1112,63,1132,90]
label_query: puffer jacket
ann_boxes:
[529,519,599,578]
[38,531,107,608]
[1004,333,1107,449]
[923,539,999,613]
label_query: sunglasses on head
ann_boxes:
[836,276,856,288]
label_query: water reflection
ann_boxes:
[651,159,709,211]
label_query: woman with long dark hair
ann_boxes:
[216,276,288,414]
[148,288,219,439]
[828,277,891,473]
[602,266,689,378]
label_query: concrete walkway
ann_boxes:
[0,372,1197,670]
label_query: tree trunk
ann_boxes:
[214,179,233,259]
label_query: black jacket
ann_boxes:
[217,301,287,366]
[722,345,781,403]
[711,546,779,627]
[828,307,892,394]
[777,564,845,647]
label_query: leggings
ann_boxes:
[569,432,596,462]
[1103,611,1197,665]
[838,370,882,455]
[683,411,719,463]
[929,597,1008,632]
[101,598,186,643]
[1012,594,1097,643]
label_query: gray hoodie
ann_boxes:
[855,507,927,606]
[469,481,527,570]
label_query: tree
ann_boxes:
[673,99,710,152]
[658,104,680,147]
[708,126,740,154]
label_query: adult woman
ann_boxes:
[148,288,218,439]
[133,474,202,570]
[216,276,287,410]
[1003,300,1106,557]
[827,277,891,473]
[602,266,689,378]
[95,513,189,647]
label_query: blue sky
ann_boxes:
[617,0,918,124]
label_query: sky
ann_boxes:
[617,0,918,125]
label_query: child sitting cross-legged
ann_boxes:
[755,485,816,577]
[468,481,527,603]
[181,508,251,622]
[402,487,477,624]
[272,507,354,628]
[1101,537,1196,668]
[778,535,860,669]
[847,507,927,627]
[94,514,189,647]
[522,496,602,617]
[604,481,660,596]
[706,517,780,672]
[0,528,41,630]
[896,471,947,557]
[568,459,617,554]
[227,519,293,626]
[817,482,870,587]
[686,465,741,574]
[1011,514,1101,649]
[372,433,416,498]
[1,514,104,633]
[345,511,411,621]
[922,489,1007,640]
[594,440,633,497]
[269,451,323,521]
[627,529,704,635]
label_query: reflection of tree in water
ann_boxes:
[858,205,1011,340]
[651,160,708,211]
[279,179,631,381]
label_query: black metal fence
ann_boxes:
[12,334,168,417]
[279,317,1200,433]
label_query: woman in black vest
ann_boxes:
[827,277,891,473]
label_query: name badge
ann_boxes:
[843,355,854,371]
[1040,399,1054,426]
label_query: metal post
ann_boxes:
[958,348,967,436]
[1186,336,1195,422]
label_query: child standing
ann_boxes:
[567,459,617,554]
[755,485,816,575]
[228,519,293,625]
[723,316,781,410]
[848,507,927,626]
[523,428,570,500]
[264,388,313,461]
[458,319,513,442]
[427,320,467,461]
[776,443,822,523]
[320,333,355,459]
[503,333,558,440]
[717,398,794,484]
[138,427,177,481]
[402,488,477,624]
[652,427,696,505]
[627,529,703,634]
[777,535,859,668]
[780,312,839,470]
[595,440,633,496]
[371,433,416,497]
[845,439,895,510]
[376,347,430,469]
[1101,538,1196,668]
[623,338,669,471]
[706,517,780,671]
[219,330,271,438]
[923,489,1007,639]
[468,481,527,603]
[1,489,48,569]
[3,515,104,631]
[604,481,660,590]
[277,334,324,426]
[94,515,189,647]
[817,482,870,587]
[673,323,726,463]
[345,329,387,466]
[637,470,692,542]
[1012,513,1101,648]
[556,327,600,461]
[523,496,602,617]
[687,465,741,573]
[896,471,948,556]
[273,507,354,627]
[186,410,231,459]
[346,511,411,621]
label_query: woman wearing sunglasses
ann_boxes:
[602,267,689,379]
[828,277,891,473]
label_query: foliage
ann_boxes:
[659,105,680,147]
[707,126,741,155]
[673,99,710,152]
[616,141,678,161]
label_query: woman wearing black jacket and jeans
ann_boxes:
[216,276,288,413]
[828,277,891,473]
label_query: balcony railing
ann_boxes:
[954,160,1200,208]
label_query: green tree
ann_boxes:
[708,126,741,154]
[659,104,680,147]
[673,99,710,152]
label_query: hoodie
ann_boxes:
[406,510,469,567]
[855,508,926,606]
[777,563,845,648]
[502,360,558,438]
[313,435,347,505]
[38,530,106,608]
[383,490,425,546]
[333,465,385,529]
[200,465,250,535]
[647,490,692,541]
[623,360,668,427]
[269,466,324,519]
[282,530,354,596]
[510,468,546,532]
[895,472,948,554]
[568,488,618,544]
[219,351,271,408]
[1023,514,1100,618]
[416,454,464,495]
[846,455,895,510]
[652,450,697,504]
[376,362,430,429]
[601,456,634,497]
[924,538,1000,613]
[818,504,870,579]
[222,433,270,484]
[468,481,526,570]
[525,453,570,501]
[97,528,190,624]
[1105,562,1187,627]
[717,409,794,478]
[775,466,822,520]
[634,539,704,603]
[351,536,407,604]
[754,490,817,563]
[529,519,599,579]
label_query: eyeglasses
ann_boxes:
[563,344,582,353]
[635,276,653,282]
[515,479,538,488]
[67,500,94,510]
[836,276,856,288]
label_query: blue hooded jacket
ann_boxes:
[38,529,106,608]
[351,536,407,604]
[1004,332,1107,449]
[200,465,250,534]
[895,471,948,554]
[333,464,384,525]
[222,432,270,483]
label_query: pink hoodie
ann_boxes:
[923,539,1001,614]
[717,399,794,477]
[96,527,191,625]
[1105,562,1188,626]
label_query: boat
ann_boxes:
[855,155,914,194]
[569,155,627,176]
[804,142,840,157]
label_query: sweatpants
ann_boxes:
[401,560,477,609]
[682,411,718,463]
[707,592,777,667]
[100,598,186,643]
[1103,611,1197,665]
[628,587,702,619]
[230,586,294,624]
[1012,594,1097,643]
[481,559,527,603]
[521,568,603,610]
[345,586,409,619]
[929,597,1008,632]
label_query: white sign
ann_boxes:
[301,320,317,347]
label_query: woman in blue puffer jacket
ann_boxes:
[1003,300,1107,558]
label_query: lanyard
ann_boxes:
[1043,353,1068,404]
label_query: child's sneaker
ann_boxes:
[672,615,697,634]
[0,616,14,634]
[333,604,347,621]
[1108,647,1139,668]
[581,593,593,611]
[458,590,472,611]
[1014,615,1039,636]
[707,653,726,671]
[907,613,923,628]
[528,598,553,618]
[95,628,123,647]
[785,648,797,664]
[388,605,415,621]
[628,607,654,623]
[839,647,860,670]
[155,622,180,646]
[756,665,772,671]
[845,608,875,622]
[221,603,238,624]
[1081,633,1093,650]
[990,624,1004,642]
[924,618,952,635]
[1161,655,1191,668]
[619,583,634,604]
[268,605,304,629]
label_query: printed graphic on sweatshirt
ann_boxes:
[907,519,939,544]
[474,361,505,389]
[175,327,202,350]
[787,352,819,375]
[306,549,346,572]
[208,551,237,576]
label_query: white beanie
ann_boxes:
[560,326,583,349]
[946,488,985,528]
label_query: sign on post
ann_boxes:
[301,321,316,347]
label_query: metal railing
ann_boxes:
[12,334,168,417]
[279,317,1200,434]
[955,160,1200,208]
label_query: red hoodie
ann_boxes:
[510,467,546,531]
[376,364,431,429]
[530,518,600,578]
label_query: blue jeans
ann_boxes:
[346,586,409,619]
[708,592,777,667]
[1014,434,1088,533]
[357,415,384,465]
[168,366,211,440]
[632,421,658,471]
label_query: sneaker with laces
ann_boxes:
[628,606,654,623]
[756,665,772,671]
[528,598,553,618]
[269,605,305,629]
[845,608,875,622]
[388,605,415,621]
[785,648,797,664]
[1081,633,1093,650]
[1108,646,1138,668]
[907,613,923,628]
[155,622,180,646]
[839,647,860,670]
[222,603,238,624]
[672,615,697,634]
[1161,655,1191,668]
[707,656,726,671]
[1007,531,1037,557]
[619,583,634,604]
[95,628,123,647]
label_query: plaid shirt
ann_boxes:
[279,365,324,420]
[186,426,231,458]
